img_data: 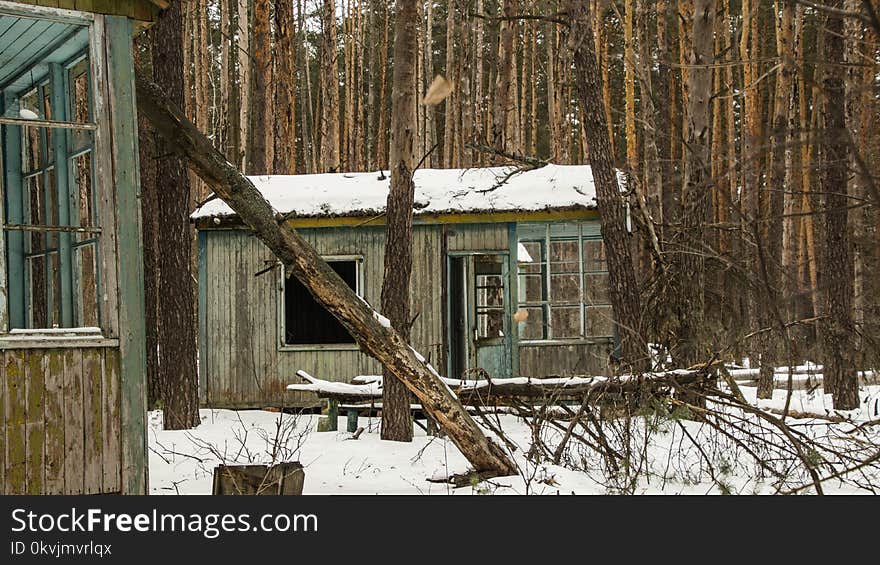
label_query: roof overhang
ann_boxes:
[193,208,601,231]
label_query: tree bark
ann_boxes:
[379,0,420,443]
[566,0,649,373]
[150,1,200,430]
[821,2,858,410]
[320,0,341,171]
[273,0,297,174]
[136,75,517,479]
[249,0,271,174]
[135,37,160,411]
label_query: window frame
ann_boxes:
[516,222,614,345]
[277,255,364,352]
[0,8,116,349]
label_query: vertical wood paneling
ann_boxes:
[44,349,66,494]
[63,349,84,494]
[102,348,121,492]
[83,348,103,493]
[447,224,509,252]
[105,14,147,494]
[201,224,446,407]
[5,352,26,494]
[25,350,46,494]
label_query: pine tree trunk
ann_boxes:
[135,39,160,410]
[667,0,715,369]
[274,0,297,174]
[379,0,422,443]
[821,2,857,409]
[249,0,271,174]
[566,0,649,373]
[151,1,200,430]
[321,0,341,171]
[238,0,251,170]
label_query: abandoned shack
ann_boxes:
[0,0,162,494]
[193,165,621,409]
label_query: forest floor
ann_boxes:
[148,377,880,495]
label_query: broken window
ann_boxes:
[517,223,613,341]
[283,258,360,346]
[0,12,101,331]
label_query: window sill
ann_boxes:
[0,330,118,349]
[278,343,360,353]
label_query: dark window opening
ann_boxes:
[284,260,358,345]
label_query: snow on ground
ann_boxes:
[149,383,880,496]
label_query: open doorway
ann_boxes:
[447,253,511,379]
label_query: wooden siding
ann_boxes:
[519,342,615,377]
[446,223,509,252]
[202,226,444,408]
[3,1,161,22]
[2,347,121,494]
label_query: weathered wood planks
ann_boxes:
[2,347,122,494]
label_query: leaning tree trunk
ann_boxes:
[135,76,518,479]
[821,2,858,410]
[566,0,649,373]
[151,2,200,430]
[379,0,420,443]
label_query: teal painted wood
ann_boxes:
[346,409,358,433]
[104,15,147,495]
[446,223,508,252]
[1,91,26,328]
[507,223,520,377]
[197,230,207,403]
[49,63,74,328]
[326,399,338,432]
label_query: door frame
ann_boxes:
[445,250,513,379]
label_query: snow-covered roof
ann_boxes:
[191,164,601,221]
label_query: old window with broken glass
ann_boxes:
[517,223,613,341]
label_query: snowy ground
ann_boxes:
[149,382,880,495]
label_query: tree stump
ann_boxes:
[212,462,305,495]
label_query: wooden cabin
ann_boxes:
[193,165,621,409]
[0,1,162,494]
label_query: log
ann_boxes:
[288,369,712,406]
[136,76,517,479]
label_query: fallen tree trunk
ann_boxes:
[136,76,517,478]
[289,370,713,406]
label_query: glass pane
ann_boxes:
[26,174,44,225]
[477,309,504,339]
[29,256,48,328]
[70,58,92,123]
[550,306,581,339]
[23,123,42,173]
[75,241,99,327]
[583,239,607,272]
[71,151,95,226]
[584,273,611,305]
[518,241,543,273]
[49,244,61,328]
[519,307,546,340]
[585,306,615,337]
[550,273,580,304]
[550,239,579,271]
[518,273,544,303]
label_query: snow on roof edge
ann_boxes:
[191,164,607,221]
